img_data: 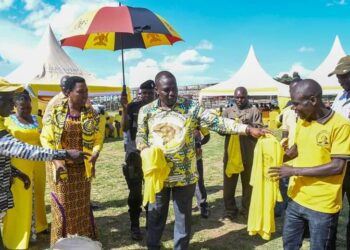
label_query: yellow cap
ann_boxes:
[0,78,24,93]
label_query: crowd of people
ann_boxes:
[0,55,350,250]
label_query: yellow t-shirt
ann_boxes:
[288,112,350,214]
[247,134,283,240]
[281,107,298,147]
[141,147,170,206]
[268,110,280,129]
[0,116,6,131]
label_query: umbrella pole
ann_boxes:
[119,1,127,93]
[121,36,126,86]
[121,34,127,95]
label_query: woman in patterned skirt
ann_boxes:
[40,76,103,246]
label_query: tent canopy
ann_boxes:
[307,36,345,95]
[6,25,127,96]
[199,46,289,100]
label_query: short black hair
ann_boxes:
[14,90,31,104]
[65,76,86,92]
[139,80,155,90]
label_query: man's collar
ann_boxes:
[156,97,183,110]
[340,90,350,100]
[316,109,334,124]
[233,102,251,110]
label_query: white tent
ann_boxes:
[6,25,125,97]
[199,46,289,101]
[307,36,345,95]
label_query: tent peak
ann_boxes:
[6,26,97,84]
[307,35,346,94]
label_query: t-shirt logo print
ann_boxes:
[316,130,330,147]
[153,123,181,145]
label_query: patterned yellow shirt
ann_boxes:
[136,97,248,187]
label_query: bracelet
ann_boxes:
[53,150,67,160]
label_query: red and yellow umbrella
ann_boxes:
[61,5,183,87]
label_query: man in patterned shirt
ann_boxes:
[136,71,269,250]
[0,80,85,248]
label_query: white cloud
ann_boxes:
[128,59,160,88]
[22,0,120,36]
[277,62,312,78]
[195,40,213,50]
[104,50,216,88]
[22,3,55,35]
[0,19,37,64]
[327,0,347,6]
[0,0,14,10]
[23,0,41,10]
[104,72,123,86]
[118,50,143,62]
[162,49,214,73]
[298,46,315,53]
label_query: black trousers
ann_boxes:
[342,161,350,250]
[223,162,253,214]
[124,176,143,228]
[195,158,207,208]
[0,233,3,250]
[123,151,144,229]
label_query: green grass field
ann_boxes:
[31,133,347,249]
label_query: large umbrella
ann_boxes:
[61,5,183,90]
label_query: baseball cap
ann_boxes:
[0,78,24,92]
[328,55,350,77]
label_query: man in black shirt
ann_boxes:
[120,80,156,240]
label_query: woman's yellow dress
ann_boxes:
[3,115,48,249]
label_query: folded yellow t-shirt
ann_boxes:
[141,147,170,206]
[226,135,244,177]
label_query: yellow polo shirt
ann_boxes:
[288,111,350,214]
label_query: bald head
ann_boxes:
[290,79,322,100]
[234,87,248,96]
[155,71,176,87]
[290,79,325,121]
[60,75,70,95]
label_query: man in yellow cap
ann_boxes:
[0,79,84,248]
[329,55,350,248]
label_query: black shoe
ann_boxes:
[222,211,237,221]
[91,203,100,211]
[200,207,210,219]
[192,206,199,212]
[131,227,142,241]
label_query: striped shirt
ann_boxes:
[0,130,66,213]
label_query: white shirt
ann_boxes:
[332,90,350,120]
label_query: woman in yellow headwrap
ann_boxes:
[40,76,103,246]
